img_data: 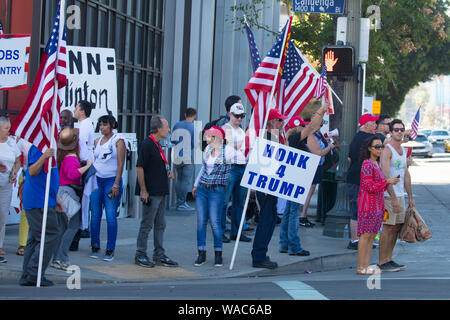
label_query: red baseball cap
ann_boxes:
[359,113,379,127]
[268,108,288,121]
[204,126,225,140]
[286,116,309,130]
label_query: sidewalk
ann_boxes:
[0,193,358,285]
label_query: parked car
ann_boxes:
[428,130,450,144]
[419,129,432,137]
[403,134,433,158]
[444,138,450,153]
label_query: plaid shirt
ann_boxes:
[199,145,231,186]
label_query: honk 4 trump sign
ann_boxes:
[0,35,31,90]
[241,137,320,204]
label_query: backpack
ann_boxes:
[201,115,228,151]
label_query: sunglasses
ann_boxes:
[393,128,405,133]
[371,144,385,150]
[276,118,284,122]
[232,113,245,119]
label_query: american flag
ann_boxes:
[0,20,4,35]
[410,107,420,140]
[313,65,327,99]
[244,20,262,73]
[11,1,67,164]
[244,17,292,155]
[279,42,320,122]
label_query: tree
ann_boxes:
[230,0,450,116]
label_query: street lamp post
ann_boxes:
[323,0,362,238]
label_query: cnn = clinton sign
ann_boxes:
[0,35,31,90]
[241,137,320,204]
[62,46,118,122]
[293,0,345,14]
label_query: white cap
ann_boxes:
[230,103,245,115]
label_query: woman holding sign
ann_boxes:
[192,126,233,268]
[356,136,399,275]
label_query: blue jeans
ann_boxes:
[174,163,195,206]
[223,165,248,236]
[196,185,224,251]
[90,176,123,251]
[252,192,278,263]
[279,201,304,254]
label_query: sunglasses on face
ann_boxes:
[393,128,405,133]
[232,113,245,119]
[276,118,284,122]
[371,144,385,150]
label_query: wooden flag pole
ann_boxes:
[229,16,293,270]
[36,0,65,287]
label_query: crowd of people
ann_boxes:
[0,95,416,285]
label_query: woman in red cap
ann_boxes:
[192,126,233,267]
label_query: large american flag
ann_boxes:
[279,42,320,122]
[313,65,327,99]
[11,1,67,156]
[410,107,420,140]
[244,17,292,155]
[244,20,262,73]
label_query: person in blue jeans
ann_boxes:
[90,115,126,262]
[192,126,232,267]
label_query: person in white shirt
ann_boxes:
[221,102,252,243]
[71,101,95,247]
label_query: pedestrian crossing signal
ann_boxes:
[322,46,354,77]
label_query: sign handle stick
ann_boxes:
[229,16,292,270]
[36,0,65,287]
[229,189,251,270]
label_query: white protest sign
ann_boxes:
[62,46,118,123]
[0,35,31,90]
[241,137,320,204]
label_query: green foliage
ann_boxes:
[229,0,450,116]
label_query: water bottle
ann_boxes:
[343,224,349,239]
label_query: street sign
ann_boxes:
[292,0,346,14]
[372,100,381,114]
[322,46,354,77]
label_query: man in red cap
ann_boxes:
[346,113,378,250]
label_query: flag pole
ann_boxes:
[229,16,293,270]
[36,0,65,287]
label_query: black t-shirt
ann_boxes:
[135,137,169,196]
[346,131,375,185]
[288,132,310,152]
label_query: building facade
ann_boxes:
[1,0,281,216]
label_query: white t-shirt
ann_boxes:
[93,134,127,178]
[222,123,246,165]
[0,137,21,186]
[78,118,95,161]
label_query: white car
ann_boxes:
[428,130,450,144]
[403,134,433,158]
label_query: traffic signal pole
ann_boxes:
[323,0,362,238]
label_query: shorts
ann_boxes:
[383,196,406,225]
[312,165,324,185]
[347,183,359,221]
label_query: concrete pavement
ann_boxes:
[0,191,363,285]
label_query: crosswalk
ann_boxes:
[274,281,328,300]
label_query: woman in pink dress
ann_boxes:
[357,136,399,275]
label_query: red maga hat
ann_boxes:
[204,126,226,140]
[286,116,309,130]
[268,108,288,121]
[359,113,379,127]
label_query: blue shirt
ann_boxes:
[171,120,195,161]
[23,146,60,210]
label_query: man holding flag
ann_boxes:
[11,1,67,286]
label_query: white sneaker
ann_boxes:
[177,203,195,211]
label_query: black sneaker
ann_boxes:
[103,249,114,262]
[90,245,100,259]
[20,277,54,287]
[79,229,91,238]
[135,255,155,268]
[299,218,315,228]
[289,250,310,256]
[378,261,401,272]
[0,256,7,263]
[252,258,278,269]
[390,260,406,270]
[194,250,206,267]
[347,241,359,250]
[230,234,252,242]
[214,251,223,267]
[154,255,178,267]
[222,234,231,243]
